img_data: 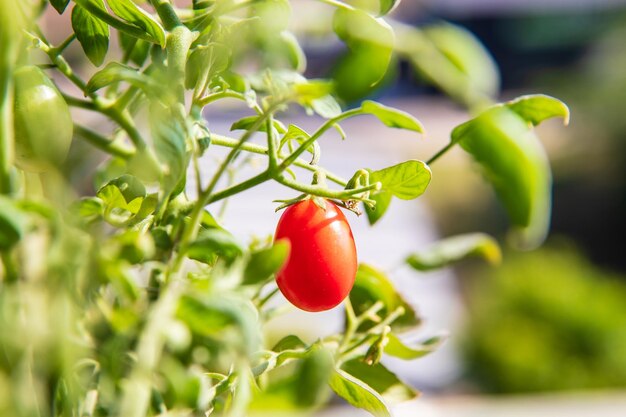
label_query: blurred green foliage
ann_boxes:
[462,245,626,393]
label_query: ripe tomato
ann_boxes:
[274,199,357,312]
[13,66,73,172]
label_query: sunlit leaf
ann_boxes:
[72,2,109,66]
[379,0,401,16]
[329,369,391,417]
[370,160,431,200]
[272,335,306,352]
[452,106,552,248]
[361,101,424,133]
[406,233,501,271]
[397,22,499,106]
[86,62,160,94]
[505,94,570,126]
[332,8,394,101]
[341,359,417,404]
[97,174,146,226]
[384,333,446,360]
[187,227,244,265]
[280,31,306,72]
[106,0,166,46]
[230,116,287,134]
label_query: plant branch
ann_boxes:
[74,124,135,159]
[149,0,182,31]
[426,141,455,165]
[278,108,362,173]
[210,134,347,186]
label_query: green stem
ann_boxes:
[171,105,280,274]
[278,108,362,172]
[149,0,182,31]
[341,306,405,358]
[165,25,195,104]
[51,34,75,54]
[210,134,347,186]
[207,170,272,205]
[426,141,455,165]
[0,46,15,194]
[266,115,278,170]
[73,0,158,43]
[74,124,134,159]
[275,174,378,202]
[257,287,280,309]
[339,297,357,353]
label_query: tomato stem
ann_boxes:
[74,124,134,159]
[426,141,456,165]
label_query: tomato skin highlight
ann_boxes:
[274,199,357,312]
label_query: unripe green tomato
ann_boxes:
[13,66,73,172]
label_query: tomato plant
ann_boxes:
[275,199,357,312]
[0,0,569,416]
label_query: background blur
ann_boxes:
[44,0,626,414]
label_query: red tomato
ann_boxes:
[274,199,357,312]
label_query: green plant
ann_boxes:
[0,0,568,416]
[461,245,626,393]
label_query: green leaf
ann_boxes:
[242,241,290,285]
[332,8,394,101]
[379,0,400,16]
[106,0,165,46]
[50,0,70,14]
[329,369,391,417]
[272,335,306,352]
[74,197,104,223]
[452,106,552,248]
[350,264,419,332]
[364,191,392,226]
[406,233,501,272]
[280,125,319,161]
[361,101,424,133]
[341,359,417,404]
[119,32,150,67]
[97,175,146,226]
[505,94,570,126]
[0,196,27,250]
[176,295,261,356]
[280,31,306,72]
[292,80,341,118]
[187,227,244,265]
[72,2,109,66]
[185,43,230,90]
[370,160,431,200]
[398,22,499,106]
[297,346,335,407]
[384,333,446,360]
[86,62,159,95]
[230,116,287,134]
[150,104,189,193]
